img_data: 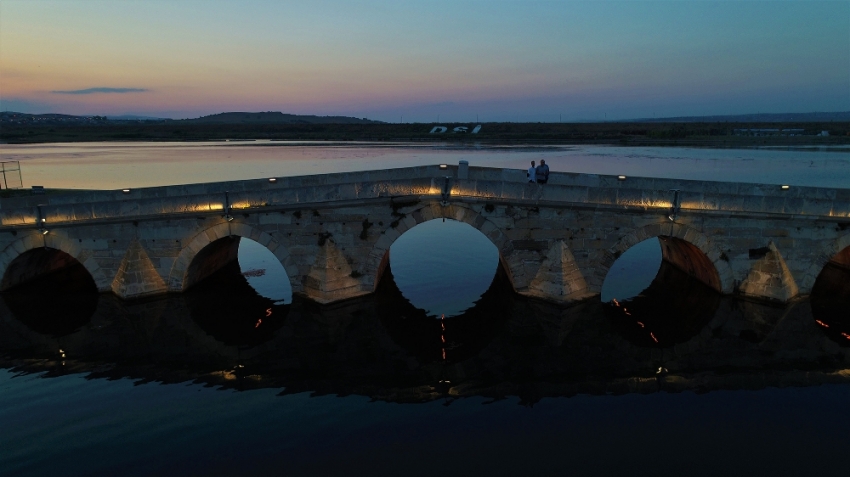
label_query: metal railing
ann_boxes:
[0,161,22,189]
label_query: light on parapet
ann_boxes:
[37,205,48,234]
[223,191,234,221]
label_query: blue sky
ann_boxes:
[1,0,847,121]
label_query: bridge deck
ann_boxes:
[1,165,848,229]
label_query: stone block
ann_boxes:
[498,183,527,200]
[259,213,291,225]
[761,197,786,214]
[801,199,834,216]
[50,205,75,223]
[82,256,101,273]
[762,228,789,238]
[782,197,804,214]
[615,188,644,207]
[544,185,589,203]
[256,232,273,247]
[230,223,253,238]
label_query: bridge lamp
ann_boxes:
[268,178,277,183]
[781,185,790,190]
[617,175,627,181]
[439,164,448,170]
[122,189,131,194]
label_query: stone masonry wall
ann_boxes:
[0,165,847,305]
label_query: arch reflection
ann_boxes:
[811,247,850,347]
[603,256,721,348]
[1,254,98,337]
[376,263,513,364]
[186,260,289,347]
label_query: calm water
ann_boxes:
[2,143,850,475]
[3,368,850,477]
[1,141,848,188]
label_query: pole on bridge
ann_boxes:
[668,189,681,235]
[223,191,234,238]
[224,191,234,222]
[440,177,452,206]
[36,204,48,248]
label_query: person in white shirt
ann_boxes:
[527,161,536,183]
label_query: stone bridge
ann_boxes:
[0,163,848,305]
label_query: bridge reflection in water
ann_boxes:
[185,260,290,347]
[604,261,720,348]
[375,263,514,364]
[3,247,850,403]
[811,259,850,348]
[2,256,99,337]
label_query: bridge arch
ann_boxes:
[0,230,110,292]
[364,202,516,291]
[803,232,850,294]
[168,222,300,293]
[596,222,734,294]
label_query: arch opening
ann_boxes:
[601,236,721,347]
[185,236,242,291]
[0,248,98,336]
[375,218,510,363]
[185,236,292,346]
[382,218,500,318]
[811,245,850,346]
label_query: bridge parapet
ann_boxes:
[1,165,848,229]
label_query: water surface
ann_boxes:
[2,142,847,188]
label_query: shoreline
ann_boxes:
[3,121,848,146]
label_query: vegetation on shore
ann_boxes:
[2,118,848,146]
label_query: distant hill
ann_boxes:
[1,111,109,124]
[633,111,850,123]
[106,114,169,121]
[181,111,383,124]
[1,111,165,123]
[1,111,91,120]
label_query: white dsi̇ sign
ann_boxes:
[429,125,482,134]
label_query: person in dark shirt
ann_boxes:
[535,159,550,184]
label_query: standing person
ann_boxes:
[527,161,536,183]
[536,159,550,184]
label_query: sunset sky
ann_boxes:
[1,0,848,121]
